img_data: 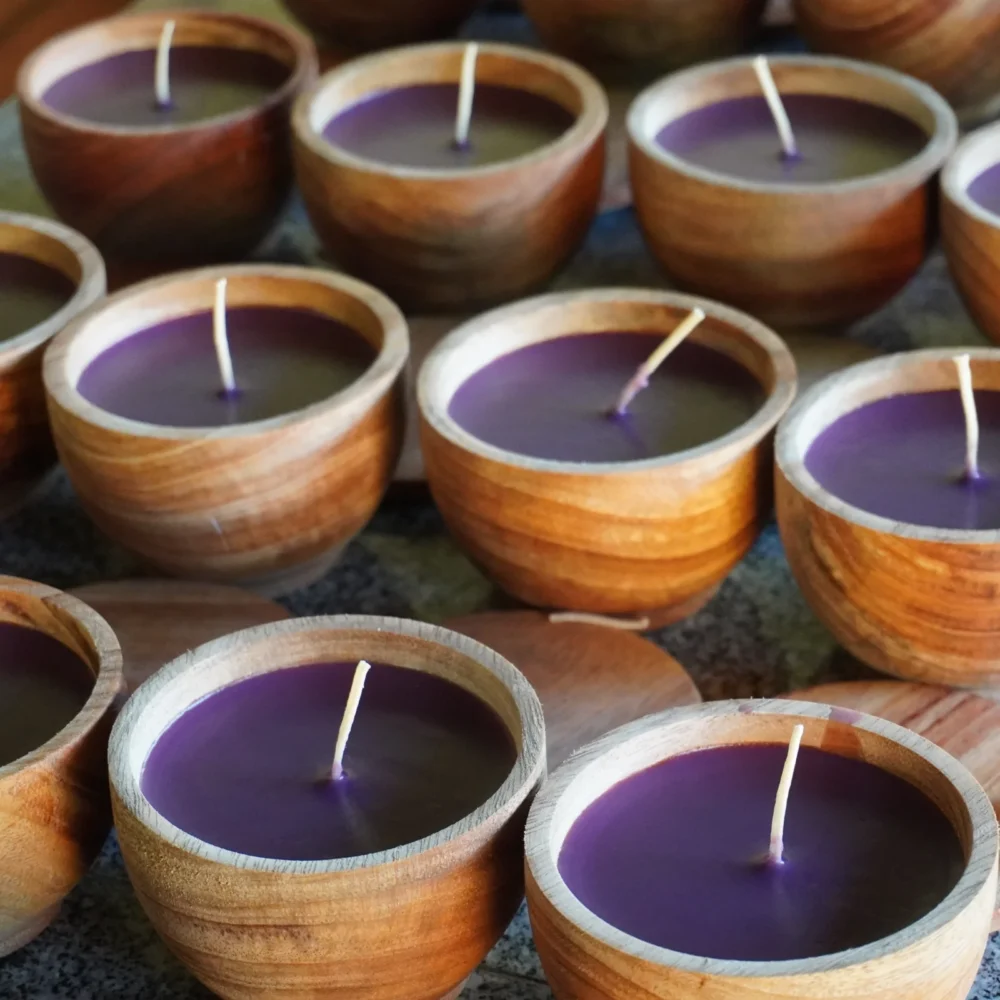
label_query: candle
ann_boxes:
[0,252,76,343]
[967,161,1000,216]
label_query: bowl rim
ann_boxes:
[942,119,1000,230]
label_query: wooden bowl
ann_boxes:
[776,349,1000,688]
[418,289,797,618]
[17,11,318,267]
[0,575,123,957]
[0,212,104,519]
[292,42,607,313]
[628,56,957,329]
[43,264,408,596]
[525,699,998,1000]
[109,614,546,1000]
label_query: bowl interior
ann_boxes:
[0,220,83,286]
[943,121,1000,224]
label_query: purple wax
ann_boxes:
[140,661,517,860]
[322,83,575,169]
[806,390,1000,529]
[0,252,76,342]
[656,95,928,183]
[76,306,377,427]
[42,47,290,127]
[0,622,95,767]
[559,744,963,961]
[967,162,1000,216]
[448,333,765,462]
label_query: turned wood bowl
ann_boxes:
[292,42,607,313]
[0,212,104,519]
[418,289,797,619]
[525,699,998,1000]
[628,55,957,329]
[43,264,408,596]
[17,10,317,267]
[109,615,546,1000]
[0,576,122,958]
[776,349,1000,688]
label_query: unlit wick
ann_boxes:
[753,56,798,160]
[954,354,981,481]
[154,19,176,110]
[767,723,804,866]
[454,43,479,149]
[212,278,237,396]
[331,659,372,781]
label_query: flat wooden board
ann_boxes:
[781,332,882,398]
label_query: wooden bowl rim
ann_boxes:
[0,575,122,780]
[43,262,409,440]
[628,54,957,195]
[108,614,546,874]
[942,120,1000,230]
[525,698,997,976]
[16,8,317,138]
[292,40,608,181]
[418,287,797,474]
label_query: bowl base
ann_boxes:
[440,978,469,1000]
[0,902,60,958]
[231,544,347,598]
[643,582,721,629]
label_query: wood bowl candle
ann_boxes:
[525,699,998,1000]
[43,264,408,596]
[628,55,957,329]
[17,10,317,267]
[0,211,104,518]
[109,614,545,1000]
[418,289,796,619]
[292,42,606,312]
[0,575,122,957]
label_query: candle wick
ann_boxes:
[213,278,238,397]
[548,611,650,631]
[954,354,981,482]
[331,660,372,782]
[767,723,804,866]
[154,19,176,110]
[610,308,706,417]
[753,56,798,161]
[454,43,478,149]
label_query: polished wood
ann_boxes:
[0,575,123,957]
[293,42,607,312]
[526,699,998,1000]
[44,264,409,596]
[109,615,546,1000]
[628,56,957,329]
[419,289,797,617]
[17,10,318,267]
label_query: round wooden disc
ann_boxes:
[69,579,290,693]
[601,84,638,213]
[444,610,701,768]
[781,331,882,398]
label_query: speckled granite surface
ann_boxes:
[1,1,1000,997]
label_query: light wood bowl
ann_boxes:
[0,575,122,958]
[418,289,797,618]
[17,11,317,267]
[776,349,1000,688]
[44,264,408,596]
[0,212,104,519]
[292,42,607,313]
[628,55,957,329]
[526,699,998,1000]
[109,614,546,1000]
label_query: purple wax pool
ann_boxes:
[322,83,575,169]
[967,162,1000,216]
[806,390,1000,530]
[448,333,765,462]
[0,252,76,342]
[141,661,517,860]
[76,306,377,427]
[656,95,929,183]
[0,623,95,767]
[558,744,963,962]
[42,47,290,127]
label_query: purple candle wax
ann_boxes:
[42,47,289,127]
[0,252,75,342]
[322,83,575,169]
[559,744,963,962]
[967,162,1000,215]
[141,661,517,860]
[448,333,765,462]
[0,623,95,767]
[656,95,928,183]
[76,306,377,427]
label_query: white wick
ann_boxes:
[154,19,176,109]
[212,278,237,396]
[548,612,650,631]
[753,56,798,160]
[955,354,981,481]
[454,43,478,148]
[768,724,804,866]
[332,660,372,781]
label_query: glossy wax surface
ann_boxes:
[448,333,765,462]
[656,94,929,184]
[967,162,1000,216]
[141,661,518,860]
[322,83,575,168]
[0,622,95,767]
[42,47,290,127]
[0,252,76,343]
[806,390,1000,529]
[76,306,377,427]
[559,743,964,961]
